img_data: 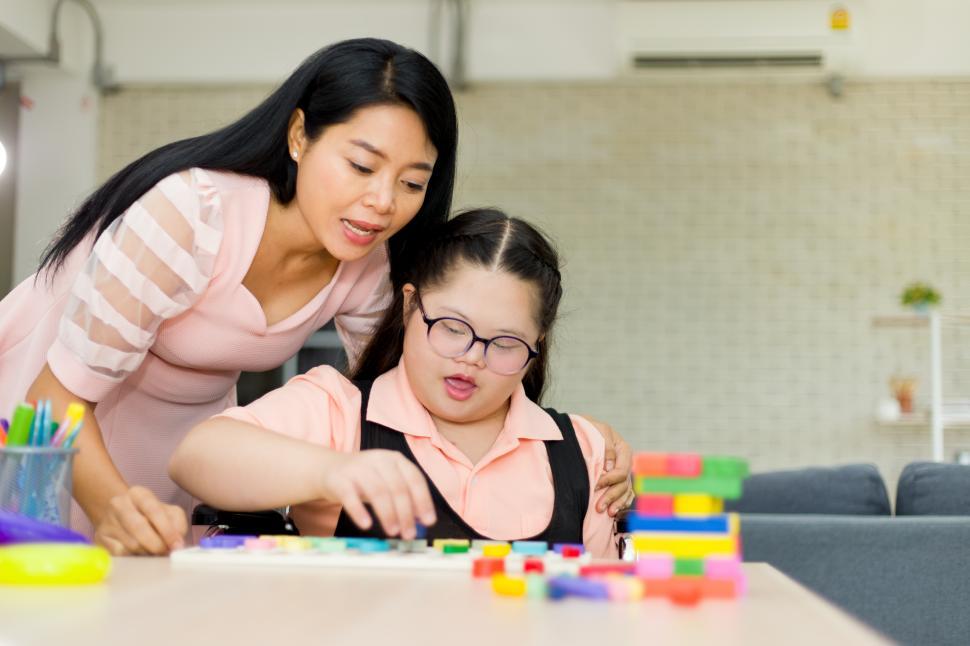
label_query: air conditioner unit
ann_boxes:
[617,0,859,75]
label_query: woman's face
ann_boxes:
[290,104,437,261]
[402,263,542,425]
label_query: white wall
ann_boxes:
[6,2,99,282]
[13,71,98,281]
[0,0,55,56]
[88,0,970,84]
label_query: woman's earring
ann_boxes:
[291,150,298,161]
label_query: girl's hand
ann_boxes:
[320,450,437,540]
[94,486,188,556]
[583,417,635,517]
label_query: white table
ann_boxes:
[0,560,890,646]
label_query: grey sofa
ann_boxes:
[727,463,970,646]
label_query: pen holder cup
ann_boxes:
[0,446,79,527]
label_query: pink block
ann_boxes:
[635,554,674,580]
[636,494,675,515]
[244,538,276,551]
[666,453,702,476]
[705,556,742,580]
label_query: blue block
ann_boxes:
[345,537,391,552]
[547,576,609,601]
[552,543,585,555]
[200,535,254,549]
[624,513,731,534]
[511,540,548,555]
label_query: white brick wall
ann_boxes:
[100,79,970,494]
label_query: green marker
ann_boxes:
[6,403,35,447]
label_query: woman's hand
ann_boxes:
[583,416,635,516]
[319,450,437,540]
[93,486,188,556]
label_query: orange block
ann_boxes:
[701,578,739,599]
[634,453,668,476]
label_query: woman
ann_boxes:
[0,38,632,556]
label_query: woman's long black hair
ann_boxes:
[39,38,457,290]
[351,208,563,403]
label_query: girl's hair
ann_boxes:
[352,208,563,403]
[39,37,457,290]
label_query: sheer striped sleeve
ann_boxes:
[47,168,224,402]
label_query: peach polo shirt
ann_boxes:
[218,363,617,558]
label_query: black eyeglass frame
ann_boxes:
[414,294,539,375]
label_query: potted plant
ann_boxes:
[900,282,941,314]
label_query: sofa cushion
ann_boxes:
[724,464,891,515]
[741,514,970,646]
[896,461,970,515]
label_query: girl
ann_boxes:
[170,209,617,557]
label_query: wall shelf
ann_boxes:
[872,311,970,461]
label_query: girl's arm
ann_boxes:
[169,415,436,540]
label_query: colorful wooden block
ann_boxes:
[443,543,469,554]
[200,535,253,549]
[674,494,723,516]
[635,554,674,580]
[579,562,636,577]
[631,534,738,559]
[244,537,276,551]
[643,577,705,605]
[524,558,545,574]
[666,453,702,477]
[625,513,732,534]
[635,475,743,499]
[526,574,548,599]
[700,577,741,599]
[633,452,668,476]
[702,456,749,479]
[547,576,610,601]
[492,574,526,597]
[673,558,704,577]
[307,537,347,553]
[511,540,548,556]
[705,555,742,580]
[482,543,512,558]
[553,543,584,556]
[636,494,675,516]
[605,577,645,602]
[473,557,505,578]
[433,539,470,552]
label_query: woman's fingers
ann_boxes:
[130,486,186,552]
[596,478,635,516]
[97,533,128,556]
[612,438,633,483]
[114,496,167,555]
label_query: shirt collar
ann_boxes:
[366,361,564,442]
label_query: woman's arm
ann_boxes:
[28,365,187,556]
[170,415,436,540]
[582,416,635,516]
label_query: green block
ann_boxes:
[307,537,346,553]
[526,574,548,599]
[635,475,743,499]
[702,456,750,479]
[674,558,705,577]
[443,543,469,554]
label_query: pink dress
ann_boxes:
[0,169,390,534]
